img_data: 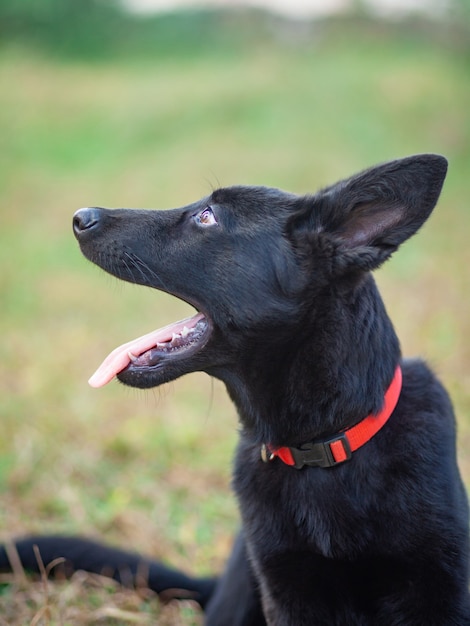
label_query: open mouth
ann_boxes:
[88,312,210,388]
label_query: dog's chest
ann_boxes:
[233,444,369,560]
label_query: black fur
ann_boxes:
[1,155,469,624]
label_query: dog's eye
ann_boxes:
[195,207,218,227]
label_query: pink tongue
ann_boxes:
[88,313,205,388]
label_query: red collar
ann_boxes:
[261,366,402,469]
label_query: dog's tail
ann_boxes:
[0,535,217,608]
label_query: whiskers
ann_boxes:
[123,250,168,291]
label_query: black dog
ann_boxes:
[1,155,469,624]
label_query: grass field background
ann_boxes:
[1,7,470,624]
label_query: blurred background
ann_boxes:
[1,0,469,623]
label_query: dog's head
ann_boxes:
[73,154,447,391]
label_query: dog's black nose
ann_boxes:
[73,207,102,238]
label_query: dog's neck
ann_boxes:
[221,274,401,447]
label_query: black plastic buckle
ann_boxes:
[289,433,352,469]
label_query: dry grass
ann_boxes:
[0,544,202,625]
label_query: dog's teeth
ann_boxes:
[157,342,166,348]
[172,333,179,341]
[127,351,138,362]
[181,326,191,337]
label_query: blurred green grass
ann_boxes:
[1,10,470,623]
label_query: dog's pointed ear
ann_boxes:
[293,154,448,272]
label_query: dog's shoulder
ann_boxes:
[392,358,460,476]
[400,358,454,421]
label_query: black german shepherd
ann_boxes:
[1,155,469,625]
